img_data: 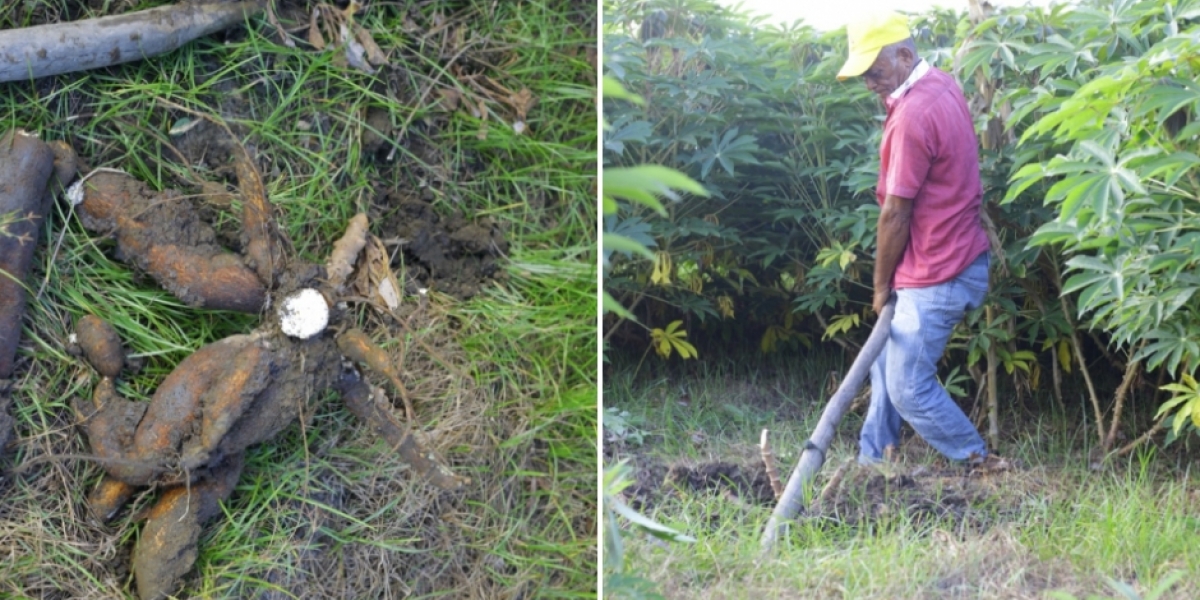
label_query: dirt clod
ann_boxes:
[379,192,507,299]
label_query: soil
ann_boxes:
[375,190,508,299]
[167,122,509,301]
[622,454,1024,535]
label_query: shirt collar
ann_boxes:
[889,59,930,101]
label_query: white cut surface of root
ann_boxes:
[278,288,329,339]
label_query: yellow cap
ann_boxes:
[836,12,912,81]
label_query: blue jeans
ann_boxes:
[859,252,989,464]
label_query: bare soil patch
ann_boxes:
[621,452,1029,536]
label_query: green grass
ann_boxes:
[1,1,595,598]
[604,355,1200,599]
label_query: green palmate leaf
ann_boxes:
[822,313,860,340]
[1055,172,1112,222]
[1135,82,1200,125]
[606,215,657,256]
[602,291,637,320]
[1004,162,1049,204]
[603,165,709,216]
[605,118,655,155]
[1076,139,1116,168]
[1136,325,1199,374]
[603,233,656,261]
[1135,151,1200,187]
[603,75,644,105]
[1027,220,1080,247]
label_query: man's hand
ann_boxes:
[873,287,892,315]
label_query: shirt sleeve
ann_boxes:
[883,112,933,200]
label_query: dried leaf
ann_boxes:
[267,0,296,48]
[308,8,326,50]
[353,24,387,66]
[438,88,461,112]
[508,87,536,121]
[342,24,376,74]
[352,235,403,311]
[476,98,488,140]
[378,277,401,310]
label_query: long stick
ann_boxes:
[0,2,263,83]
[760,301,894,554]
[985,304,1000,447]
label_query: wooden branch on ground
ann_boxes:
[1102,350,1141,453]
[811,458,853,512]
[1059,293,1105,446]
[1112,415,1168,458]
[0,2,264,83]
[985,304,1000,448]
[760,429,783,499]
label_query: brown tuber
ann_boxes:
[0,130,76,454]
[78,172,266,313]
[75,315,125,379]
[1,130,56,379]
[131,455,244,600]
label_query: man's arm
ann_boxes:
[873,193,913,314]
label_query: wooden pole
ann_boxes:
[0,1,263,83]
[760,301,894,554]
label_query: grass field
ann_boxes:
[0,1,596,598]
[603,353,1200,599]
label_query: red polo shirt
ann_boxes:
[877,67,989,288]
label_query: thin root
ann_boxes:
[337,328,415,421]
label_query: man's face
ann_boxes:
[861,46,914,99]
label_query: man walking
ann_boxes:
[837,12,1003,469]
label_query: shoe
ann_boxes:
[966,452,1012,475]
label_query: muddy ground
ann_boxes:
[170,119,509,300]
[620,449,1028,536]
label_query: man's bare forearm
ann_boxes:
[873,194,913,311]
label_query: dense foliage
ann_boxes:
[603,0,1200,447]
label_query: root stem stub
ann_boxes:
[338,371,467,490]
